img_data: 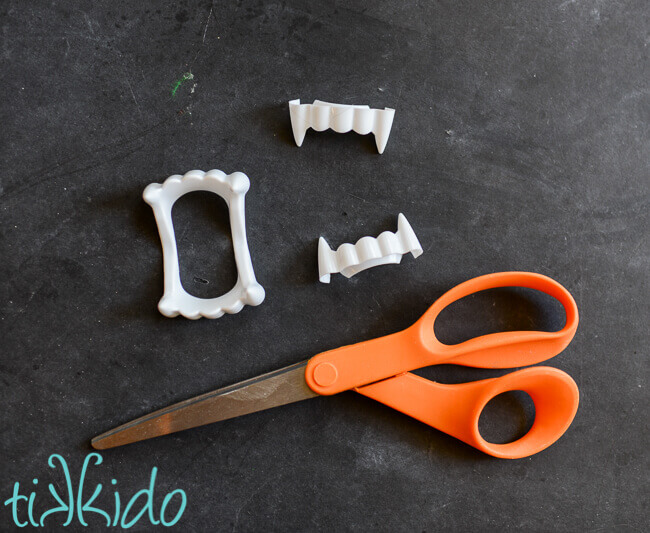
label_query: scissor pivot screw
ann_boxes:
[312,362,338,387]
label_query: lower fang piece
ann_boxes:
[318,214,423,283]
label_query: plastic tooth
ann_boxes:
[397,213,423,257]
[289,101,308,147]
[353,109,374,135]
[375,130,389,154]
[318,237,334,284]
[292,123,307,146]
[331,109,354,133]
[374,109,395,154]
[312,105,330,131]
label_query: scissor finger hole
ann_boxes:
[470,369,578,458]
[433,287,566,345]
[478,390,535,444]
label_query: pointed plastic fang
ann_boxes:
[374,108,395,154]
[289,99,308,147]
[375,133,388,154]
[397,213,423,258]
[318,237,334,283]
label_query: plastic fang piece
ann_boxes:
[318,214,423,283]
[288,99,395,154]
[143,169,265,319]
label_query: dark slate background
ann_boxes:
[2,1,648,531]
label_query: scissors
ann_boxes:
[92,272,579,459]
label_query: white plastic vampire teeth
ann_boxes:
[288,99,395,154]
[143,169,265,319]
[318,214,423,283]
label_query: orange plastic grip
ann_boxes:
[356,366,579,459]
[305,272,578,396]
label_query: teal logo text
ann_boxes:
[4,453,187,528]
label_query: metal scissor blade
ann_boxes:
[91,360,317,450]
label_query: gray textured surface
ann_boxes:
[1,0,649,531]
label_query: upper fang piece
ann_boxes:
[318,214,423,283]
[289,99,395,154]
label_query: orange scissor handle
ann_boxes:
[356,366,579,459]
[305,272,579,396]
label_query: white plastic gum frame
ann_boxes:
[289,99,395,154]
[143,169,265,319]
[318,214,423,283]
